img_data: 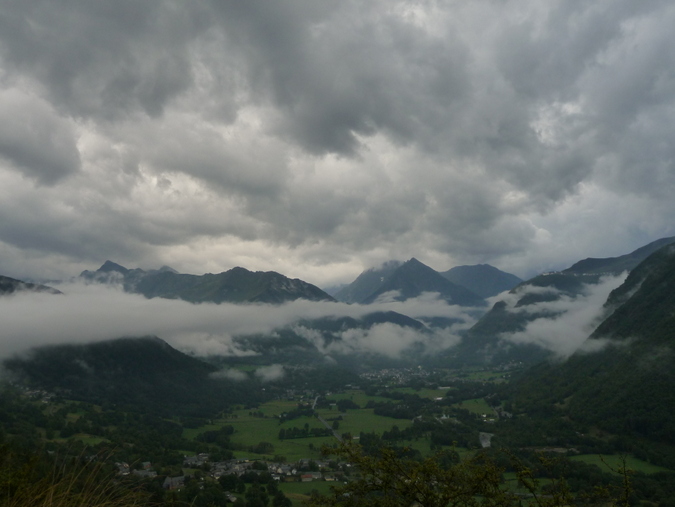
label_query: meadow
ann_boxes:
[570,454,672,475]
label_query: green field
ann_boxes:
[452,398,493,416]
[181,392,425,462]
[328,390,390,406]
[387,387,451,399]
[182,422,222,440]
[182,388,495,464]
[219,411,333,461]
[570,454,672,475]
[279,480,337,506]
[316,407,411,437]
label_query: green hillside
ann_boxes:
[509,243,675,449]
[4,336,261,417]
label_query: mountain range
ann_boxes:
[333,258,519,306]
[3,236,675,445]
[80,260,334,304]
[3,236,674,370]
[0,275,61,296]
[449,235,675,366]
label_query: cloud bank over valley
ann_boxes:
[0,274,629,363]
[0,282,478,360]
[495,273,627,357]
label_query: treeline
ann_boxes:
[278,404,314,424]
[278,426,332,440]
[368,394,430,419]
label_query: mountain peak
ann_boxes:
[402,257,427,269]
[97,260,129,274]
[440,264,522,298]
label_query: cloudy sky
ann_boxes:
[1,0,674,287]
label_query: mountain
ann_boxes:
[447,237,675,366]
[563,235,675,275]
[0,275,62,296]
[335,258,484,306]
[3,336,261,417]
[362,258,484,306]
[589,242,675,343]
[230,310,426,365]
[509,242,675,447]
[334,261,402,303]
[81,261,334,304]
[439,264,522,298]
[445,272,609,366]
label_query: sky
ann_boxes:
[1,0,674,288]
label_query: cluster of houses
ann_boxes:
[116,453,350,491]
[359,367,433,385]
[114,460,157,479]
[178,454,346,487]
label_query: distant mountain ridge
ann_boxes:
[334,260,402,303]
[231,310,427,363]
[81,261,334,304]
[335,258,484,307]
[0,275,62,296]
[448,235,675,366]
[563,235,675,275]
[440,264,522,298]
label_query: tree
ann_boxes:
[311,442,634,507]
[310,441,512,507]
[273,489,292,507]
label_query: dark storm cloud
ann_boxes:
[0,0,205,119]
[209,0,471,156]
[0,0,674,283]
[0,89,80,184]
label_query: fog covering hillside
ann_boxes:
[508,243,675,449]
[0,275,61,296]
[446,236,675,366]
[3,336,262,417]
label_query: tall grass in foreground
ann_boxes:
[0,445,147,507]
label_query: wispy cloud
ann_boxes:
[255,364,285,382]
[0,283,479,360]
[497,274,627,357]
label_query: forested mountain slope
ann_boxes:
[509,243,675,446]
[448,237,675,366]
[4,336,261,417]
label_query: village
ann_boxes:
[115,453,350,494]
